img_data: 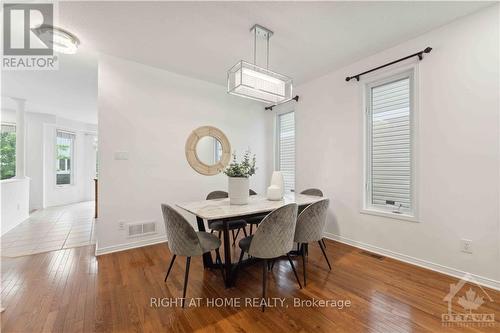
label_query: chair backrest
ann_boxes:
[161,204,203,256]
[294,199,329,243]
[206,191,228,200]
[249,189,257,195]
[300,188,323,197]
[248,203,298,259]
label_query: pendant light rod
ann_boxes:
[250,24,273,67]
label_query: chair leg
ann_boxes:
[243,227,248,237]
[231,230,237,246]
[322,238,327,248]
[232,229,241,246]
[182,257,191,308]
[286,254,303,289]
[249,224,253,235]
[301,244,307,287]
[211,230,214,234]
[233,250,245,284]
[262,259,267,312]
[318,241,332,270]
[237,250,245,265]
[215,248,225,284]
[270,260,275,270]
[164,254,177,282]
[218,231,222,239]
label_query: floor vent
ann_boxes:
[360,251,385,260]
[128,221,157,237]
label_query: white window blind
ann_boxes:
[277,111,295,192]
[367,74,413,214]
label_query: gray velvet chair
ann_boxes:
[300,188,327,249]
[293,199,331,286]
[300,188,323,197]
[206,191,248,245]
[237,203,302,311]
[161,204,224,308]
[245,189,267,235]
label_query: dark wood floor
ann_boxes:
[1,239,499,332]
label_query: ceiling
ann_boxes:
[1,51,98,124]
[1,1,492,123]
[59,1,492,86]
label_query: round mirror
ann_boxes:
[185,126,231,176]
[195,136,222,165]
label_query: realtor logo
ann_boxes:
[2,3,57,70]
[3,3,53,55]
[442,273,495,327]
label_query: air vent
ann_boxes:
[360,251,385,260]
[128,221,157,237]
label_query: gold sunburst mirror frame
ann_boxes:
[185,126,231,176]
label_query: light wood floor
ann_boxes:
[1,239,499,332]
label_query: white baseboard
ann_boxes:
[95,235,167,256]
[324,232,500,291]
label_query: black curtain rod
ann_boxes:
[345,47,432,82]
[265,95,299,111]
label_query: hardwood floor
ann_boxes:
[1,239,499,332]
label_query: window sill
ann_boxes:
[1,176,30,184]
[56,184,74,188]
[360,208,418,223]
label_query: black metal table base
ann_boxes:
[196,207,310,288]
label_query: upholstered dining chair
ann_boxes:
[161,204,224,308]
[246,189,267,235]
[206,191,248,245]
[300,188,323,197]
[300,188,327,249]
[237,203,302,311]
[293,199,331,286]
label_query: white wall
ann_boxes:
[1,178,30,235]
[293,6,500,285]
[97,55,268,253]
[1,108,97,211]
[26,112,56,210]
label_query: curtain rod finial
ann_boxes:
[424,47,432,53]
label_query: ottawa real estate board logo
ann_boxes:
[2,3,58,70]
[442,273,495,327]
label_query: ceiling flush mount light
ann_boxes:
[32,24,80,54]
[227,24,293,104]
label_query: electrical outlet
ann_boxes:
[118,221,126,230]
[461,239,473,254]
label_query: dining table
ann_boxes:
[176,192,326,287]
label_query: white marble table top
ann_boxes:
[176,193,325,220]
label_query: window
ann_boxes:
[365,70,415,217]
[1,123,16,180]
[214,139,222,163]
[276,111,295,192]
[56,130,75,185]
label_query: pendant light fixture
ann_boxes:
[227,24,293,104]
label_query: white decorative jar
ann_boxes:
[267,185,282,201]
[228,177,249,205]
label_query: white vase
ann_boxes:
[228,177,249,205]
[270,171,285,197]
